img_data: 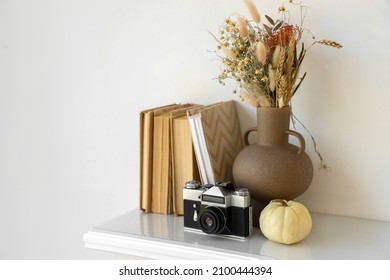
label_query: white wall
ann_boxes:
[0,0,389,259]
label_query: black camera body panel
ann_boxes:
[183,199,201,229]
[230,205,252,237]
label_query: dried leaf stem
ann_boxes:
[291,110,331,171]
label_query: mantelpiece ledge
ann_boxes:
[83,209,390,260]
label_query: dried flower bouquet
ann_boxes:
[211,0,342,108]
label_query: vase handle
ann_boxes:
[243,127,257,146]
[285,129,306,154]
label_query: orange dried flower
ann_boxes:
[266,24,302,50]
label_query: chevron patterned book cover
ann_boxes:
[188,100,244,185]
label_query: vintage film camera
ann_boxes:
[183,180,252,239]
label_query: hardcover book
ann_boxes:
[139,104,176,212]
[170,106,201,215]
[151,103,194,214]
[187,100,244,185]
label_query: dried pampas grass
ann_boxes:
[272,45,281,68]
[237,16,249,38]
[222,46,236,59]
[256,42,267,65]
[268,64,276,92]
[212,0,342,110]
[240,89,259,107]
[243,0,261,23]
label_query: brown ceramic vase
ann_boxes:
[232,106,313,202]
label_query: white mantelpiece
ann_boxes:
[83,209,390,260]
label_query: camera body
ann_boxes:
[183,180,252,239]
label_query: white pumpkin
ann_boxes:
[259,199,312,245]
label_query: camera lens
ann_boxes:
[198,207,226,234]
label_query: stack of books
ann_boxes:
[139,100,244,215]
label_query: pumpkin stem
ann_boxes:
[271,199,288,206]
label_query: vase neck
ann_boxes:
[256,106,291,146]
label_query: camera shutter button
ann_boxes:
[185,180,201,189]
[234,188,250,196]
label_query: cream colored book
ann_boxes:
[151,104,193,214]
[170,106,201,215]
[139,104,176,213]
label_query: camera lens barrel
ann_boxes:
[198,207,226,234]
